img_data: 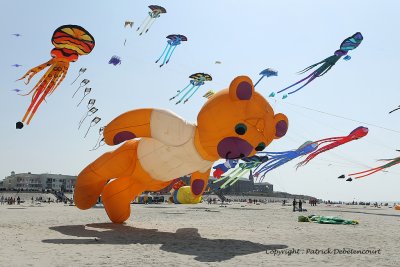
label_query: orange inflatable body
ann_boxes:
[74,76,288,223]
[395,205,400,211]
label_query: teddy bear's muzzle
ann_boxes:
[217,137,253,159]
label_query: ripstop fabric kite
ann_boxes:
[274,32,363,98]
[74,75,288,223]
[16,25,95,129]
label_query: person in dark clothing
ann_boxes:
[292,198,297,212]
[299,200,303,212]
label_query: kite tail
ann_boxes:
[170,83,193,100]
[156,43,170,63]
[160,45,173,67]
[253,76,264,87]
[296,145,333,169]
[145,18,157,33]
[16,59,53,85]
[139,17,153,35]
[165,45,178,64]
[137,16,149,31]
[277,72,315,94]
[316,65,334,77]
[183,85,202,103]
[287,75,317,95]
[297,59,326,74]
[349,166,385,179]
[176,84,196,104]
[22,74,57,125]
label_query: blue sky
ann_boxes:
[1,0,399,201]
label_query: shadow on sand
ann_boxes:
[43,223,287,262]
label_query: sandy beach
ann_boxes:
[0,201,398,266]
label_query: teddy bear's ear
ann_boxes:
[273,113,288,139]
[229,76,254,101]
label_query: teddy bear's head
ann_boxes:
[195,76,288,160]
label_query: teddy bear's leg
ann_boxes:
[102,176,145,223]
[74,141,138,210]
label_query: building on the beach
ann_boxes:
[169,175,274,195]
[1,171,76,192]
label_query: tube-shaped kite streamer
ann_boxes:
[16,25,94,129]
[253,141,318,182]
[215,155,269,189]
[296,126,368,168]
[275,32,363,98]
[346,154,400,179]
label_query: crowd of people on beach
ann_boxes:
[0,196,21,205]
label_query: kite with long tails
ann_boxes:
[123,21,133,46]
[214,156,269,189]
[15,25,95,129]
[76,88,91,107]
[253,141,318,182]
[72,79,90,98]
[343,152,400,179]
[156,34,187,67]
[84,117,101,138]
[274,32,363,99]
[254,68,278,87]
[137,5,166,35]
[296,126,369,169]
[170,73,212,104]
[70,68,87,85]
[90,126,105,151]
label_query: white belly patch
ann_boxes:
[137,138,212,181]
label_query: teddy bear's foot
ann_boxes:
[102,177,145,223]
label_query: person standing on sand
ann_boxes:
[293,198,297,212]
[299,199,303,212]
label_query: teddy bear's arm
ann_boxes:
[104,108,195,146]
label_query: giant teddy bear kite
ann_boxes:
[74,76,288,223]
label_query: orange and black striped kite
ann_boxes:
[16,25,95,129]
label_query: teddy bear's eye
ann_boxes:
[255,142,266,151]
[235,123,247,135]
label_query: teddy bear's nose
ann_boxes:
[217,137,253,159]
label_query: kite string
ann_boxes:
[282,101,400,134]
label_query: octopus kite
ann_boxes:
[137,5,166,35]
[344,153,400,179]
[16,25,95,129]
[170,73,212,104]
[156,34,187,67]
[253,141,318,182]
[296,126,369,168]
[275,32,363,98]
